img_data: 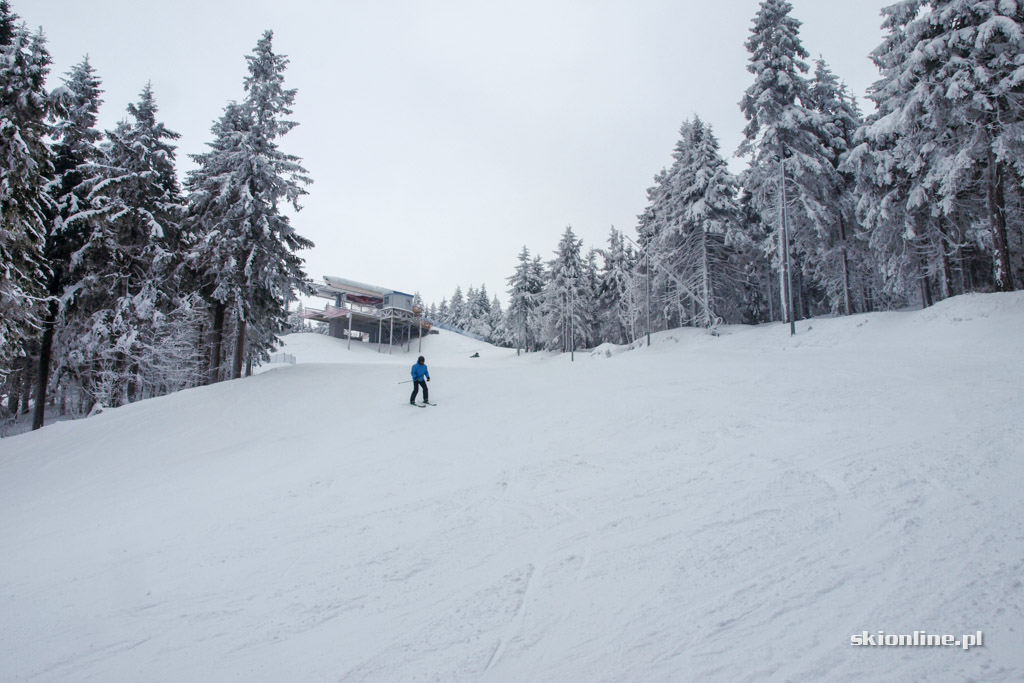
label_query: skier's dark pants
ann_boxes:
[411,380,428,403]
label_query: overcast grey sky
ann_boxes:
[22,0,885,307]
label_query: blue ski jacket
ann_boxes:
[411,363,430,382]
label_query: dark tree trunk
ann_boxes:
[6,387,18,416]
[232,315,246,380]
[208,300,226,385]
[987,152,1015,291]
[794,262,809,320]
[32,296,59,430]
[939,246,953,300]
[19,360,31,414]
[839,213,853,315]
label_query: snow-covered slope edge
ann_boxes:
[1,292,1022,682]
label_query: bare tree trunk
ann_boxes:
[19,358,31,414]
[32,297,59,430]
[987,151,1015,291]
[860,283,871,313]
[939,245,953,300]
[232,314,246,380]
[838,212,852,315]
[5,385,17,416]
[208,301,226,385]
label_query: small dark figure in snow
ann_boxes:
[410,356,430,404]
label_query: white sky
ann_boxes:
[22,0,885,308]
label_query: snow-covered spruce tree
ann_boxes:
[854,0,1023,295]
[846,1,975,307]
[466,284,493,339]
[738,0,841,328]
[805,57,872,314]
[596,228,635,344]
[184,102,245,383]
[0,15,52,385]
[487,295,507,346]
[934,0,1024,291]
[581,248,601,346]
[674,116,746,326]
[506,246,544,352]
[32,56,103,429]
[465,285,477,318]
[635,168,674,331]
[185,31,314,381]
[636,117,746,330]
[528,254,546,340]
[464,285,480,334]
[540,226,591,352]
[447,285,465,328]
[733,213,779,325]
[60,84,184,408]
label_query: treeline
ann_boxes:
[0,1,312,430]
[434,0,1024,351]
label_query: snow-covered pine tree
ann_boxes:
[0,13,52,384]
[0,0,14,45]
[184,102,245,383]
[436,298,448,324]
[636,116,745,330]
[467,284,492,338]
[541,226,590,353]
[60,84,184,408]
[855,0,1024,294]
[185,31,314,382]
[675,116,745,327]
[506,246,543,352]
[476,284,491,318]
[464,285,480,332]
[738,0,840,330]
[32,56,103,429]
[580,248,600,346]
[487,295,506,346]
[597,228,635,344]
[804,57,871,314]
[846,1,973,306]
[447,285,465,328]
[635,167,677,331]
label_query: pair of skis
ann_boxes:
[409,401,436,408]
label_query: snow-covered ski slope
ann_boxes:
[2,292,1023,682]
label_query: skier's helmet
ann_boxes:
[418,356,425,363]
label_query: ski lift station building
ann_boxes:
[302,276,432,352]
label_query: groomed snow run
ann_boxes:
[2,292,1023,681]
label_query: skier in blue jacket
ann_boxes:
[410,356,430,405]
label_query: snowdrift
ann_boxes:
[2,293,1022,681]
